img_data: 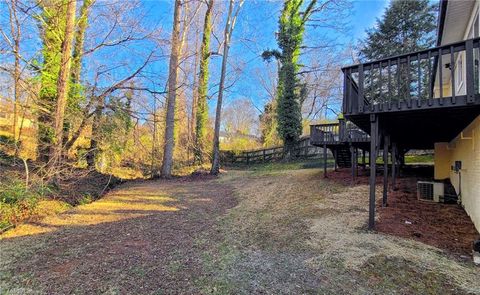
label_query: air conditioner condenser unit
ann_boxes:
[417,181,444,203]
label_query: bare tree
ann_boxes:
[160,0,182,178]
[210,0,244,175]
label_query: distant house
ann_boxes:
[219,131,260,144]
[0,99,35,139]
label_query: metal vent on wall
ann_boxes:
[417,181,434,201]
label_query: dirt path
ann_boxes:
[0,176,236,294]
[1,168,479,294]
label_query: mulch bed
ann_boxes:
[326,168,480,257]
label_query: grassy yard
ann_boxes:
[0,164,478,294]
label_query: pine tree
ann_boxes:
[359,0,437,60]
[358,0,437,102]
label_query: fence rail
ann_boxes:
[220,137,329,164]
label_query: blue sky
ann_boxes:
[0,0,391,124]
[208,0,390,119]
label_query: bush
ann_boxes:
[0,179,52,231]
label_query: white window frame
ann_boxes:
[456,55,464,90]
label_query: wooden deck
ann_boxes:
[342,37,480,116]
[339,38,480,229]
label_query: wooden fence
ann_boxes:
[220,136,330,165]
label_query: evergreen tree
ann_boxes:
[358,0,437,102]
[359,0,437,60]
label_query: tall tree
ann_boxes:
[7,0,21,154]
[160,0,182,178]
[69,0,93,105]
[37,1,67,162]
[50,0,77,165]
[210,0,244,175]
[359,0,437,60]
[194,0,214,164]
[263,0,317,154]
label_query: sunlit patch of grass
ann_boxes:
[244,159,334,176]
[360,255,466,294]
[173,163,212,176]
[109,167,145,179]
[1,188,179,239]
[405,154,434,164]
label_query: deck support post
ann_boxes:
[362,149,366,170]
[369,114,378,230]
[334,149,338,171]
[323,143,328,178]
[391,142,397,191]
[382,135,389,207]
[355,148,359,177]
[350,144,355,184]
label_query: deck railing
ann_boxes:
[343,37,480,115]
[310,120,369,145]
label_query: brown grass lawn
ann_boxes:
[1,166,479,294]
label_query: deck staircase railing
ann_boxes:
[310,120,369,146]
[343,37,480,115]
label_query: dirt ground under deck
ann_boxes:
[325,168,480,256]
[1,166,479,294]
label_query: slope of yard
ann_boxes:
[0,166,479,294]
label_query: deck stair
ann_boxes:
[332,146,351,168]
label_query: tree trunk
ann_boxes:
[189,32,201,162]
[71,0,92,85]
[9,0,21,157]
[86,94,104,167]
[50,0,77,165]
[194,0,214,164]
[64,0,92,150]
[160,0,182,178]
[211,0,240,175]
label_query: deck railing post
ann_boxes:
[339,118,346,141]
[358,64,364,113]
[466,39,475,103]
[369,114,378,230]
[343,70,349,114]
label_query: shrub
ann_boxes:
[0,179,52,231]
